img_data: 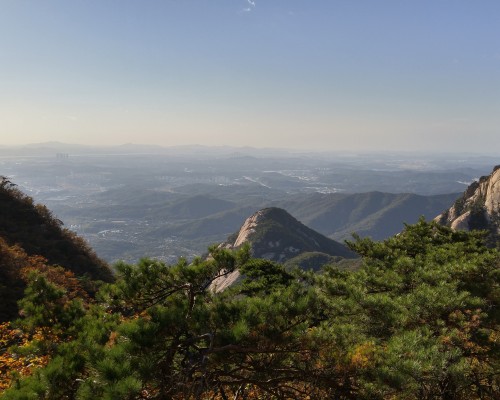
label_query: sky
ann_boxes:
[1,0,499,152]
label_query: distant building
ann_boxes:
[56,153,69,159]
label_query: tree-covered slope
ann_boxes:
[0,177,112,281]
[280,191,460,240]
[284,251,361,272]
[0,177,113,321]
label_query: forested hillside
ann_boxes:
[1,219,498,399]
[280,191,459,241]
[0,177,113,321]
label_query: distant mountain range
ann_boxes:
[278,191,459,241]
[6,145,494,263]
[50,188,459,263]
[144,190,458,242]
[0,142,299,158]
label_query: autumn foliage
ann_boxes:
[1,220,499,399]
[0,176,112,287]
[0,322,50,392]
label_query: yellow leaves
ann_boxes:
[0,322,52,392]
[349,341,376,369]
[488,329,500,345]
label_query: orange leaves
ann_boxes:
[0,322,50,392]
[0,237,90,322]
[349,341,376,369]
[488,329,499,345]
[21,261,90,304]
[105,331,119,348]
[446,309,488,354]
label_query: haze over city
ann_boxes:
[1,0,499,152]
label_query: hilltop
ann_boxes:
[211,207,357,291]
[220,207,356,262]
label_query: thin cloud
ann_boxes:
[241,0,255,12]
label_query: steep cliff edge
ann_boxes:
[435,165,500,237]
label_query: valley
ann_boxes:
[1,144,495,264]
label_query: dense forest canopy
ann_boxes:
[1,219,499,399]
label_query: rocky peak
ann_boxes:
[232,209,267,247]
[211,207,356,292]
[221,207,355,262]
[435,165,500,235]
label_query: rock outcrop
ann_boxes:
[435,165,500,237]
[211,207,356,291]
[220,207,356,262]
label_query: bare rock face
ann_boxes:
[232,209,265,247]
[210,269,241,293]
[483,166,500,215]
[220,207,355,262]
[450,211,472,231]
[211,207,356,292]
[435,165,500,237]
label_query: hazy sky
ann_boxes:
[1,1,499,152]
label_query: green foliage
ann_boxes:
[237,258,294,294]
[284,251,348,272]
[2,219,499,399]
[317,218,500,398]
[17,271,84,334]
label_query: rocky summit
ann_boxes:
[211,207,356,292]
[220,207,356,262]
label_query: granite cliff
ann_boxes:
[435,165,500,238]
[211,207,356,291]
[220,207,356,262]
